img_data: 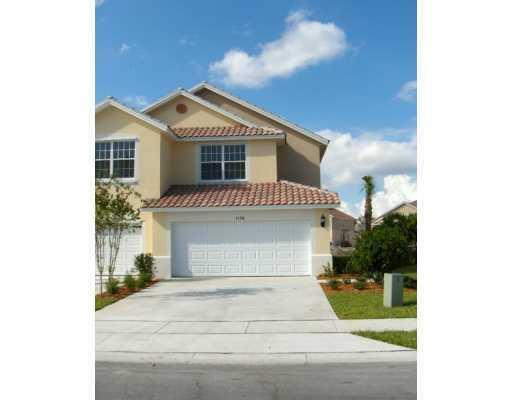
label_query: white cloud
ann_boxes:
[95,0,106,7]
[396,80,417,102]
[358,174,417,217]
[209,10,347,88]
[122,96,148,108]
[319,129,417,187]
[119,43,131,55]
[179,38,195,46]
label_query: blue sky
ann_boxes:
[96,0,417,216]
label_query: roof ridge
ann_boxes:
[189,82,329,146]
[141,88,257,128]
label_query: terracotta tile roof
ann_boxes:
[171,126,284,139]
[329,208,356,221]
[143,181,340,209]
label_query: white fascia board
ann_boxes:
[189,82,330,146]
[179,134,285,142]
[95,98,174,135]
[140,204,340,213]
[141,89,257,128]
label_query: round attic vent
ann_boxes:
[176,103,188,114]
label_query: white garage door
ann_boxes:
[97,227,143,275]
[172,221,311,277]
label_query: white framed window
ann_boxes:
[95,140,136,180]
[200,143,246,181]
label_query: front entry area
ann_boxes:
[172,220,311,277]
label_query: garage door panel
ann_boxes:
[259,264,275,274]
[241,264,258,274]
[173,221,311,277]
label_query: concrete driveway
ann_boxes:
[96,277,415,363]
[96,276,336,322]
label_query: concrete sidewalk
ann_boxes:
[96,319,416,365]
[96,318,417,334]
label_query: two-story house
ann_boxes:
[95,82,340,279]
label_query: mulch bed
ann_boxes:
[96,279,159,302]
[320,282,416,294]
[317,273,361,280]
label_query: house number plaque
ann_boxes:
[235,216,245,223]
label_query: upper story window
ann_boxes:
[200,144,246,181]
[95,140,136,180]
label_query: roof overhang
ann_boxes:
[189,82,330,147]
[141,89,257,127]
[141,203,340,213]
[176,134,286,143]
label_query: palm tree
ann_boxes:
[361,176,375,231]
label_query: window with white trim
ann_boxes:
[200,144,246,181]
[95,140,136,179]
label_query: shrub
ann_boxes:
[134,253,155,278]
[136,275,147,289]
[328,278,340,290]
[141,272,152,284]
[344,278,353,285]
[352,281,366,290]
[381,213,417,265]
[403,276,417,289]
[106,278,119,295]
[333,256,352,274]
[350,225,410,282]
[123,274,136,292]
[322,262,335,278]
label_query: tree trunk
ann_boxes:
[364,197,372,231]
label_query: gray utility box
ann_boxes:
[383,273,404,307]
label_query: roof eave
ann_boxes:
[175,134,286,142]
[141,203,340,213]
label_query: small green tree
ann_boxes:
[350,225,410,282]
[95,179,141,295]
[380,213,417,264]
[381,213,417,244]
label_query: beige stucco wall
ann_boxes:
[160,134,173,192]
[195,89,324,187]
[248,140,277,182]
[147,95,238,128]
[313,209,331,254]
[157,140,278,185]
[95,107,162,201]
[168,141,197,185]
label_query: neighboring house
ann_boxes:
[329,209,357,248]
[373,200,417,226]
[95,82,340,278]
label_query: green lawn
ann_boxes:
[354,330,417,349]
[393,264,417,279]
[325,290,417,319]
[95,295,117,311]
